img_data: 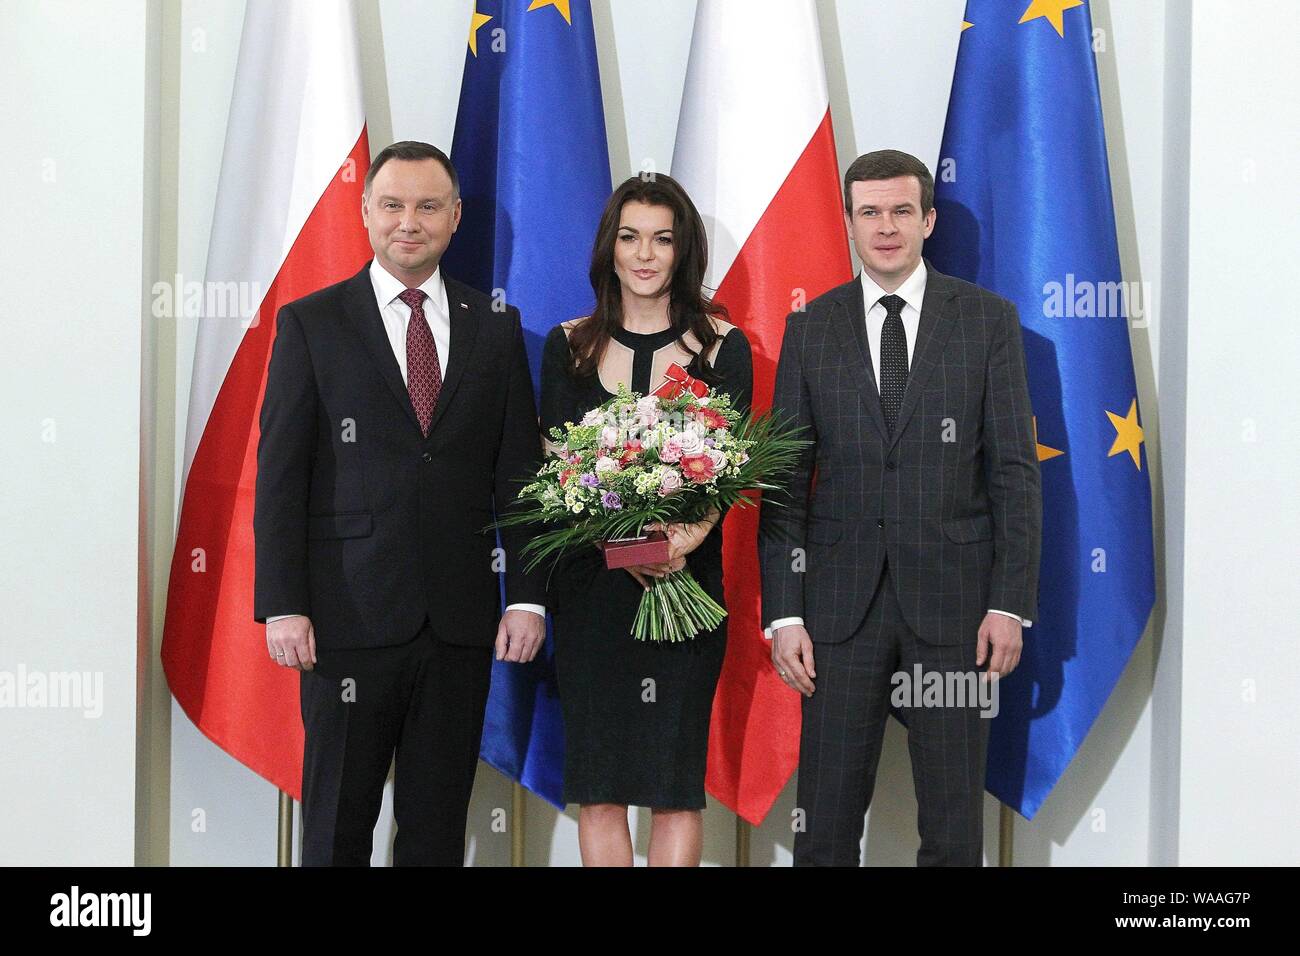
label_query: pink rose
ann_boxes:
[658,469,684,496]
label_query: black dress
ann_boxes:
[539,319,753,809]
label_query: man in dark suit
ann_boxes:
[760,150,1041,866]
[254,141,546,866]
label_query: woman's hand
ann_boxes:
[594,541,682,590]
[620,509,721,588]
[624,561,682,590]
[636,509,721,579]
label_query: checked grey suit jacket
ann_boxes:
[759,261,1041,646]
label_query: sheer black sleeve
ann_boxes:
[711,327,754,417]
[539,323,575,442]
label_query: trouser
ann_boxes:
[794,564,990,866]
[299,619,492,866]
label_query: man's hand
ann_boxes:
[267,616,316,671]
[495,608,546,663]
[976,612,1023,679]
[772,623,817,697]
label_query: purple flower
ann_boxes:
[580,473,600,488]
[601,491,623,510]
[704,437,716,447]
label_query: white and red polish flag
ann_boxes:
[161,0,371,798]
[673,0,852,824]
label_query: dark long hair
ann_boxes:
[567,174,729,382]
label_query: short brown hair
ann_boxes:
[363,141,459,199]
[843,149,934,215]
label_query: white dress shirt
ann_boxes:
[370,257,451,387]
[267,259,544,625]
[765,261,1027,639]
[862,258,926,386]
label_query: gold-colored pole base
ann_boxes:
[735,813,751,867]
[998,803,1014,867]
[512,781,526,867]
[277,790,294,867]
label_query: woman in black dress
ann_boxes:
[539,175,752,866]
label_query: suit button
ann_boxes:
[876,518,885,528]
[885,460,897,471]
[421,452,432,463]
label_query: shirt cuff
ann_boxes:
[988,608,1031,628]
[265,614,305,625]
[764,616,805,640]
[505,603,546,619]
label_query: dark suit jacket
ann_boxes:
[253,262,545,651]
[759,261,1041,646]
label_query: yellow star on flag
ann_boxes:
[1018,0,1085,38]
[1035,417,1064,462]
[1105,399,1145,470]
[527,0,573,25]
[962,20,974,32]
[467,6,492,57]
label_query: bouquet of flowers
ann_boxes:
[494,364,808,642]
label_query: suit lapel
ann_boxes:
[424,274,480,438]
[345,265,424,434]
[346,265,483,440]
[889,261,959,448]
[831,275,889,443]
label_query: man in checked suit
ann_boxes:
[760,150,1041,866]
[254,142,546,865]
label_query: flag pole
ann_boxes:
[998,803,1014,866]
[735,813,750,867]
[277,790,293,867]
[511,781,525,867]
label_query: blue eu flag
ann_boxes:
[443,0,611,808]
[926,0,1156,818]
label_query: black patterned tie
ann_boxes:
[878,294,908,434]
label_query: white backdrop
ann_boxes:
[2,0,1295,867]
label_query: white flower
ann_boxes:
[707,448,726,470]
[635,395,661,426]
[696,396,711,406]
[677,428,705,456]
[581,408,604,427]
[600,425,619,448]
[595,456,619,473]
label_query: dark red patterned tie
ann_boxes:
[399,288,442,436]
